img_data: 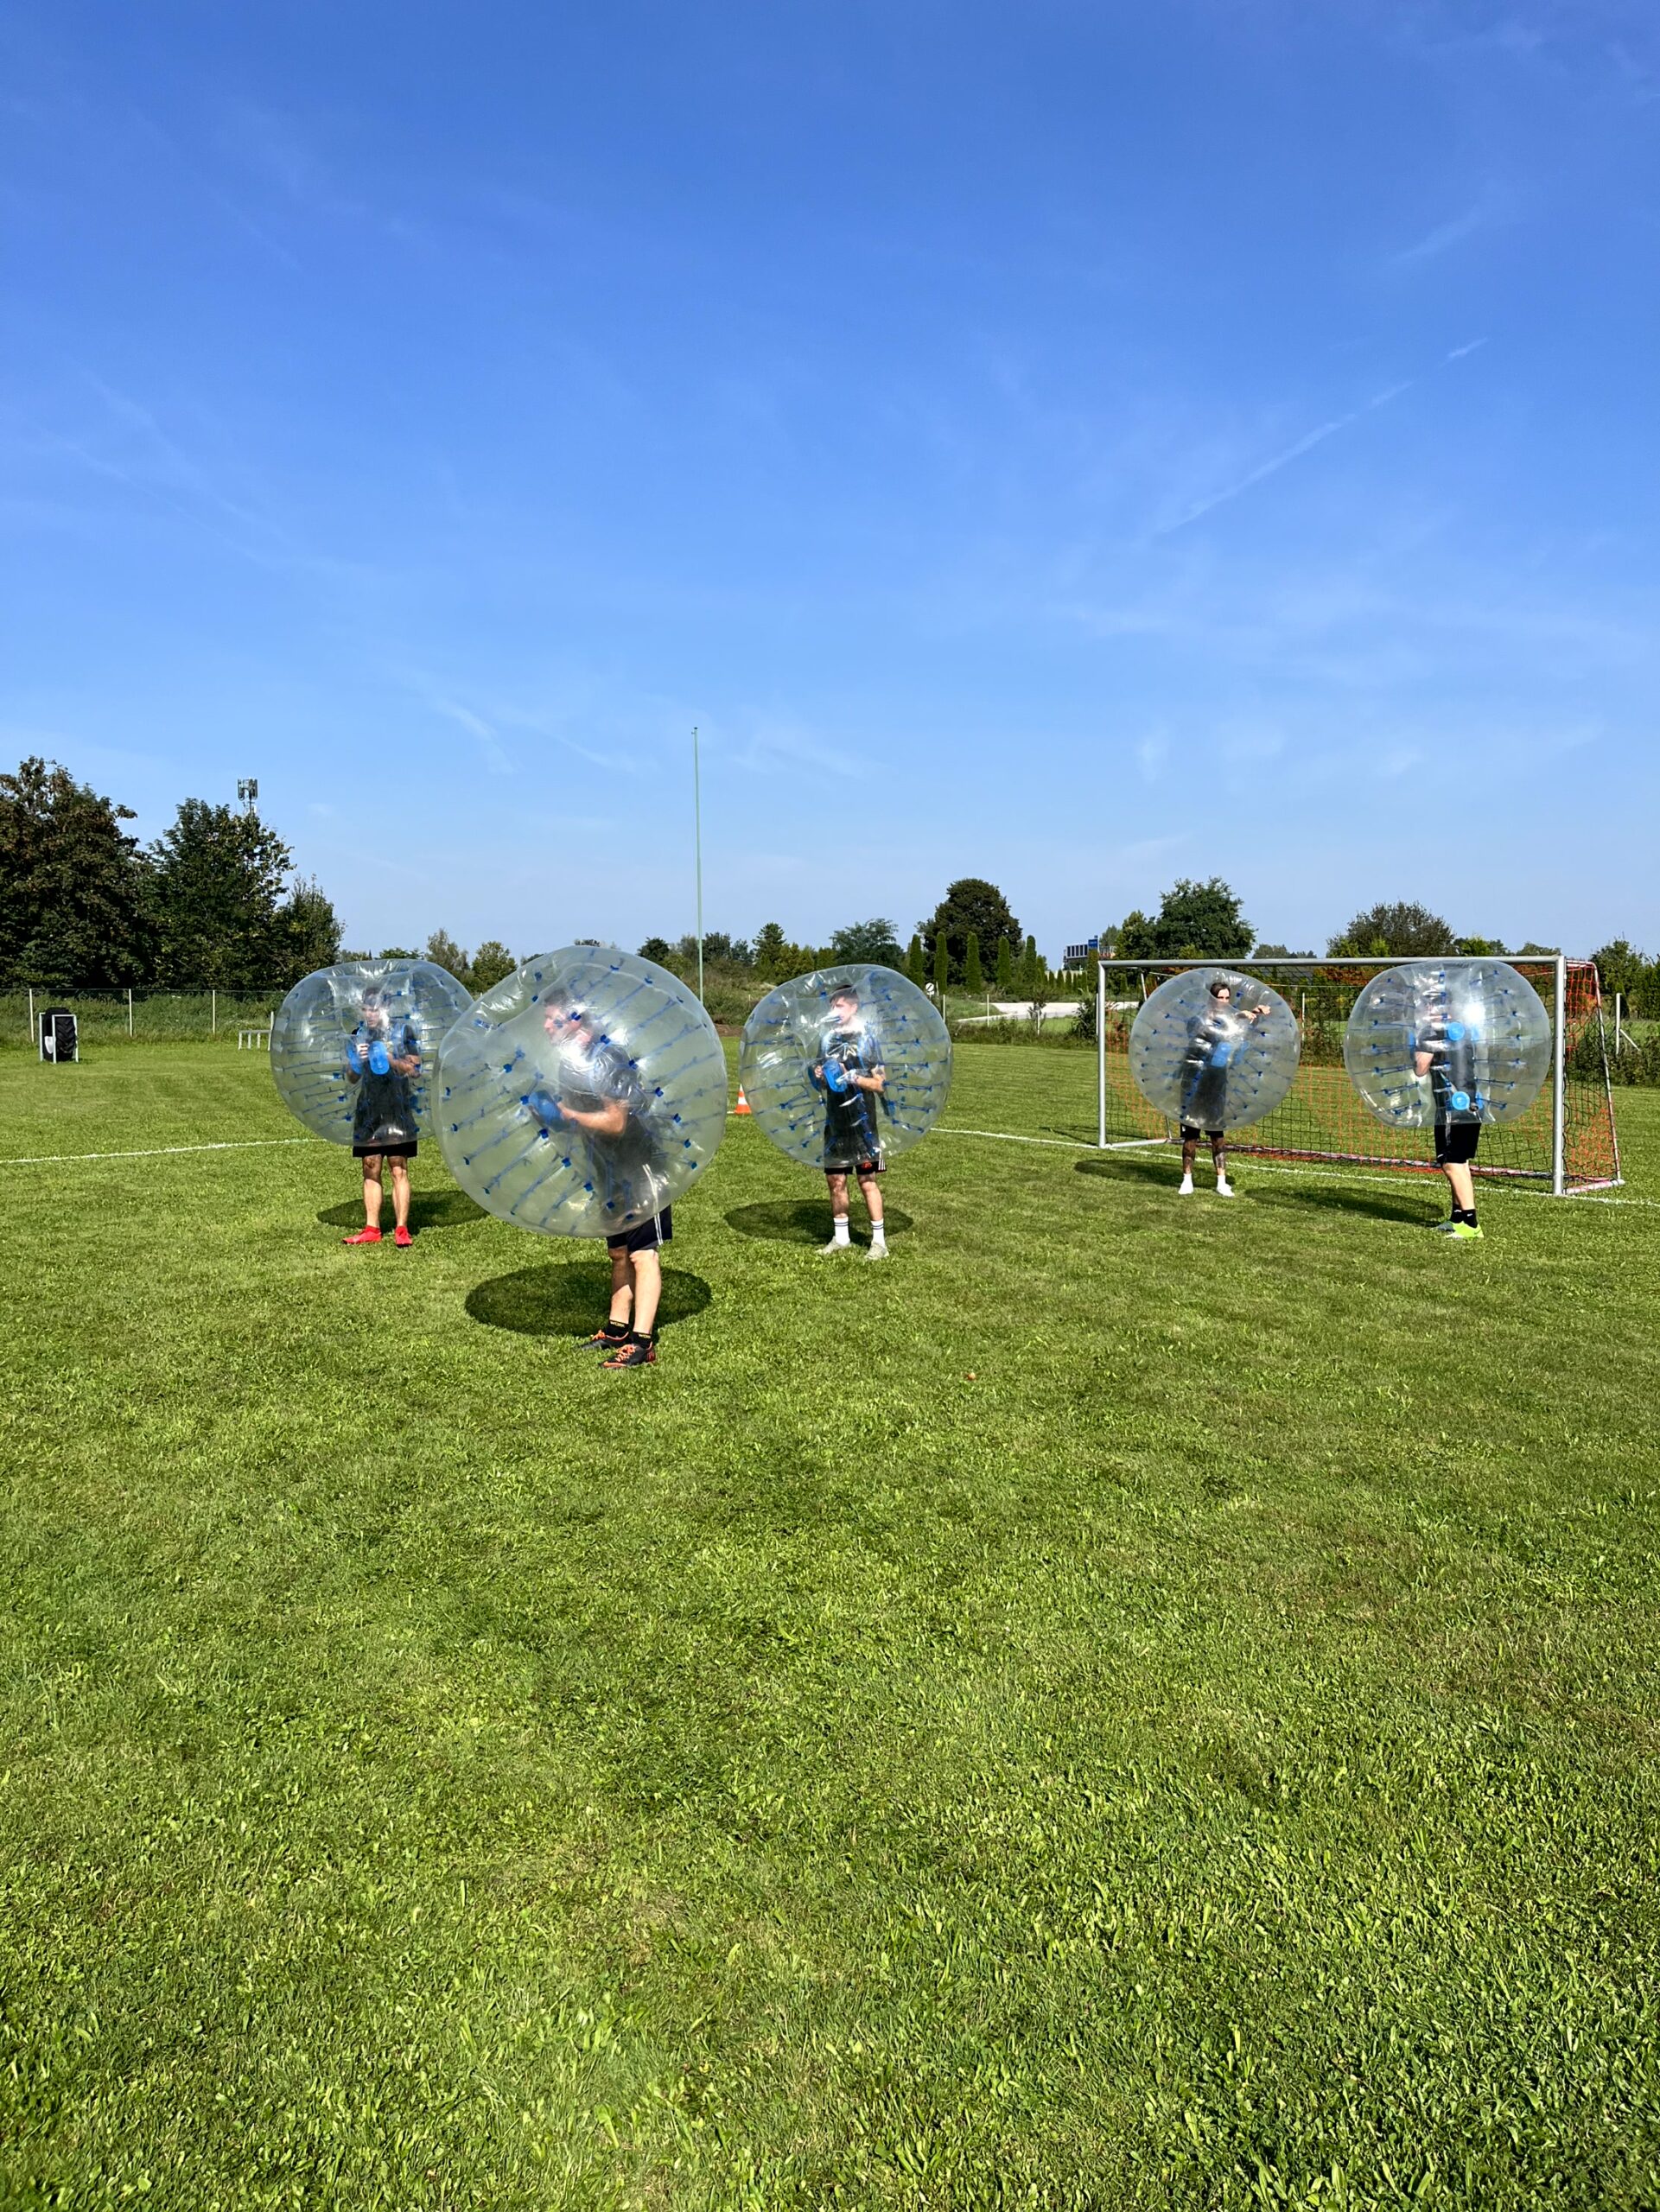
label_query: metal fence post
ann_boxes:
[28,986,34,1045]
[1551,953,1568,1198]
[211,989,217,1034]
[127,987,134,1037]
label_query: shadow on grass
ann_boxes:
[467,1262,712,1338]
[723,1199,915,1246]
[1074,1154,1175,1190]
[317,1187,487,1234]
[1246,1181,1435,1225]
[1072,1153,1434,1224]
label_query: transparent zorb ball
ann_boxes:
[271,959,473,1145]
[1343,959,1551,1129]
[738,963,952,1170]
[437,946,728,1238]
[1129,969,1301,1131]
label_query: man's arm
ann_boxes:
[559,1096,628,1135]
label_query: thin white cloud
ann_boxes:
[1158,381,1415,535]
[416,691,515,777]
[1389,202,1491,269]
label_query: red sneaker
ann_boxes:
[393,1225,413,1248]
[342,1226,382,1245]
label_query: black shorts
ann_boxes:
[1434,1122,1481,1166]
[353,1141,417,1160]
[1179,1124,1223,1143]
[607,1207,672,1255]
[824,1153,884,1178]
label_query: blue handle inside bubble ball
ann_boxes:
[1445,1021,1465,1042]
[525,1089,564,1127]
[368,1039,391,1076]
[822,1059,849,1094]
[345,1036,364,1075]
[1449,1089,1472,1112]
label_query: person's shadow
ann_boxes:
[1072,1154,1433,1224]
[466,1261,712,1338]
[316,1188,487,1234]
[723,1199,915,1247]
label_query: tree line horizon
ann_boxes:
[2,760,1645,1009]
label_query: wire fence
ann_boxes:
[0,988,289,1047]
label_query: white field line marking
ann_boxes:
[938,1125,1100,1150]
[933,1127,1657,1207]
[0,1137,316,1168]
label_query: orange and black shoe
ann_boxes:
[579,1320,632,1351]
[342,1226,382,1246]
[600,1332,657,1370]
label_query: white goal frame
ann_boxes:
[1089,953,1617,1198]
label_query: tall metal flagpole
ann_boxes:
[692,726,704,1004]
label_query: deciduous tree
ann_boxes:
[0,756,153,987]
[425,930,470,980]
[918,879,1021,985]
[148,798,293,987]
[1327,899,1457,957]
[829,917,902,967]
[467,939,518,992]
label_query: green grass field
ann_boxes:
[3,1045,1657,2210]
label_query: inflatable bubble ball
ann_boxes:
[436,946,728,1238]
[1129,968,1301,1133]
[1343,959,1551,1130]
[271,959,474,1147]
[738,963,952,1172]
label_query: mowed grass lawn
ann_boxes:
[3,1044,1657,2211]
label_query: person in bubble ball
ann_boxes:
[810,979,891,1261]
[1412,979,1485,1241]
[342,988,422,1249]
[526,1000,669,1369]
[1176,976,1269,1198]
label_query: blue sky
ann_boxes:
[3,0,1657,961]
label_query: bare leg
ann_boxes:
[631,1249,662,1337]
[1443,1161,1476,1214]
[607,1246,634,1326]
[858,1172,887,1255]
[1180,1134,1200,1178]
[361,1155,384,1229]
[823,1173,852,1248]
[389,1157,411,1230]
[1212,1134,1229,1187]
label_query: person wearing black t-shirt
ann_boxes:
[1413,984,1485,1240]
[1176,977,1266,1198]
[811,981,889,1260]
[528,1001,670,1367]
[342,990,423,1248]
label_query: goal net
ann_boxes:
[1090,957,1619,1195]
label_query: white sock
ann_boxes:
[831,1217,850,1245]
[870,1221,887,1247]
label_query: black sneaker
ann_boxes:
[601,1334,657,1370]
[579,1322,632,1350]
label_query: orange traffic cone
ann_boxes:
[735,1086,752,1116]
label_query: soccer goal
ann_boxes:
[1089,955,1620,1196]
